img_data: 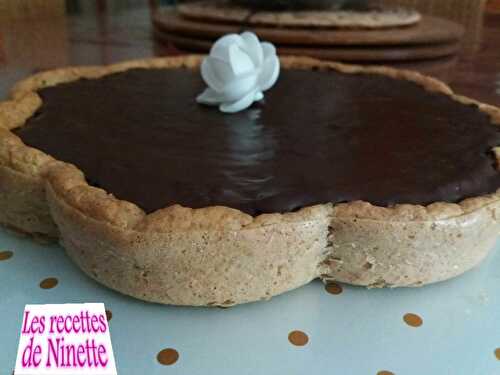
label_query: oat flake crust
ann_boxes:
[1,55,500,306]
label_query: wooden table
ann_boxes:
[0,2,499,107]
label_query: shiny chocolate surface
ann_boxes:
[15,68,500,214]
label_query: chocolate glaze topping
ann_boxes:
[16,68,500,215]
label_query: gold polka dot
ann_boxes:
[105,309,112,321]
[377,371,395,375]
[39,277,58,289]
[288,330,309,346]
[0,250,13,261]
[495,348,500,360]
[157,348,179,365]
[403,313,423,327]
[325,282,343,295]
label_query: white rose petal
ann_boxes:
[210,34,242,61]
[201,58,224,92]
[196,88,223,105]
[220,89,258,114]
[259,55,280,92]
[228,44,255,76]
[261,42,276,58]
[241,31,263,66]
[196,31,280,114]
[207,57,234,86]
[221,73,258,102]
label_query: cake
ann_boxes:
[1,50,499,306]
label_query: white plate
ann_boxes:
[0,227,499,374]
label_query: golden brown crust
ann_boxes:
[1,55,500,304]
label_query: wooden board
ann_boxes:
[153,29,460,62]
[153,9,464,47]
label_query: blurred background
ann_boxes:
[0,0,499,106]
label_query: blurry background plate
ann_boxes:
[177,0,422,29]
[153,9,464,46]
[153,28,461,62]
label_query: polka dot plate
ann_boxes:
[0,227,499,374]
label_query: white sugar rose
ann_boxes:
[196,31,280,114]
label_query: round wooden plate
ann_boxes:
[153,29,460,62]
[177,1,422,29]
[153,9,464,47]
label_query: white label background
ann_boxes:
[15,303,117,375]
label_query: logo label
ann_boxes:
[15,303,117,375]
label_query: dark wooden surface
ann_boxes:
[154,28,462,62]
[0,2,499,107]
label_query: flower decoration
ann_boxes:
[196,32,280,113]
